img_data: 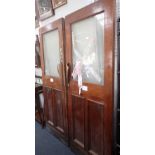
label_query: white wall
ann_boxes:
[40,0,94,26]
[36,0,94,34]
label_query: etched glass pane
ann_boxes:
[72,13,104,85]
[43,29,60,77]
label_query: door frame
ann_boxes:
[39,18,69,141]
[65,0,116,154]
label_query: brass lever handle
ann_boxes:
[57,63,62,77]
[66,63,71,87]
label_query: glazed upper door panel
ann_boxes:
[40,19,65,89]
[72,13,104,85]
[40,19,68,140]
[43,29,60,77]
[65,1,115,155]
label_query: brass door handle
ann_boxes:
[57,63,62,77]
[66,63,71,87]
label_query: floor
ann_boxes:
[35,121,75,155]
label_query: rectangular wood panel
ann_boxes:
[44,87,54,125]
[43,87,48,120]
[88,100,104,155]
[72,95,85,148]
[53,89,65,133]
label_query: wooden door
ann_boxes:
[40,18,68,140]
[65,1,115,155]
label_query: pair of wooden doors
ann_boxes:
[40,1,115,155]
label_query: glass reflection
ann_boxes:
[43,29,60,77]
[72,13,104,85]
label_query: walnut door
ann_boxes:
[40,18,68,140]
[65,1,115,155]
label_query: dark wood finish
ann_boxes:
[53,89,65,133]
[87,100,104,155]
[43,87,54,125]
[40,19,68,141]
[65,1,115,155]
[43,86,68,140]
[72,95,85,148]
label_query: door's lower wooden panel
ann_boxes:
[53,89,64,133]
[72,95,85,148]
[87,100,104,155]
[44,87,54,125]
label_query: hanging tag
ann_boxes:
[82,86,88,91]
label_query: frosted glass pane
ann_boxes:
[43,29,60,77]
[72,13,104,85]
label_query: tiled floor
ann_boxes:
[35,122,75,155]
